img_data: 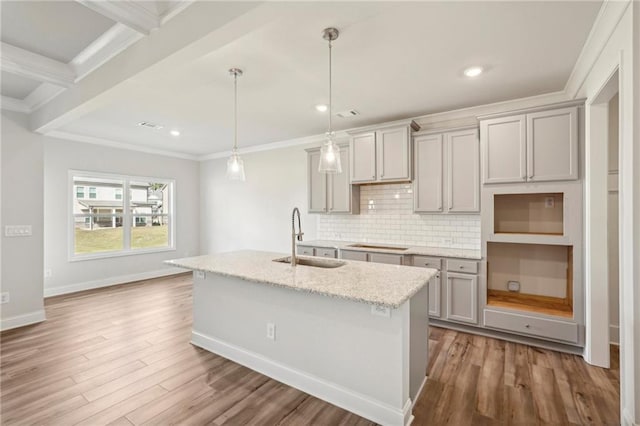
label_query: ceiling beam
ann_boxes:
[76,0,160,35]
[1,43,76,87]
[1,96,31,113]
[30,2,288,134]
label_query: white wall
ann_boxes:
[1,112,46,330]
[200,145,318,255]
[44,138,200,296]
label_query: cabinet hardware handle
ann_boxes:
[459,265,464,269]
[372,175,376,179]
[525,324,530,328]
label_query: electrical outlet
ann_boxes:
[545,197,555,208]
[44,269,52,278]
[0,293,9,304]
[4,225,32,237]
[266,322,276,340]
[507,281,521,292]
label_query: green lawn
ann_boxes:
[75,225,168,254]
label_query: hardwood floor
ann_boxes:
[1,274,619,425]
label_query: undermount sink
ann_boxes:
[347,244,408,251]
[273,256,346,269]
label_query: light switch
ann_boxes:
[4,225,32,237]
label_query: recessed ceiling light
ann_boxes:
[464,66,483,77]
[138,121,163,130]
[170,129,180,137]
[315,104,328,112]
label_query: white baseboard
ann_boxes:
[191,330,411,426]
[44,267,185,297]
[1,310,46,331]
[610,324,620,345]
[623,408,639,426]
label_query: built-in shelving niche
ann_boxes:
[486,242,573,318]
[494,192,564,235]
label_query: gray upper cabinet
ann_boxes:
[349,121,419,184]
[350,132,377,183]
[447,129,480,212]
[414,134,443,212]
[527,107,578,181]
[480,106,579,184]
[414,127,479,214]
[306,144,359,214]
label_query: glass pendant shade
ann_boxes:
[318,138,342,174]
[226,150,245,181]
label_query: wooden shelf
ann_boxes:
[487,289,573,318]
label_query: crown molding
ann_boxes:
[159,0,195,25]
[198,131,350,161]
[563,0,632,98]
[0,42,75,87]
[46,130,199,161]
[23,83,66,112]
[71,23,143,80]
[75,0,160,35]
[1,96,31,113]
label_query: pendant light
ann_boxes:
[318,27,342,174]
[226,68,245,181]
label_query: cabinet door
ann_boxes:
[307,150,327,213]
[368,252,403,265]
[414,134,443,212]
[340,250,368,262]
[527,107,578,181]
[446,272,478,324]
[480,115,526,184]
[350,132,377,183]
[447,129,479,212]
[428,272,441,318]
[378,126,410,181]
[328,147,351,213]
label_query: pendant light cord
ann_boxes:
[328,38,332,139]
[233,72,238,151]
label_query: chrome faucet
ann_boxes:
[291,207,304,266]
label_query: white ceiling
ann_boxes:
[2,1,603,157]
[1,71,40,99]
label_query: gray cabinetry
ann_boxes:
[412,255,442,318]
[446,272,478,324]
[306,144,359,214]
[349,121,419,184]
[368,252,403,265]
[480,106,578,184]
[414,127,479,213]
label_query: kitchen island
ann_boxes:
[166,250,436,426]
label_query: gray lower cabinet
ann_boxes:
[315,248,337,258]
[446,272,478,324]
[412,255,442,318]
[484,309,579,344]
[297,245,315,256]
[340,250,368,262]
[368,252,403,265]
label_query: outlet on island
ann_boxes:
[266,322,276,340]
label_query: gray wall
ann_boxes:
[200,145,318,255]
[1,111,45,327]
[44,138,201,296]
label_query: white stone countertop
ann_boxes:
[299,240,482,260]
[165,250,436,309]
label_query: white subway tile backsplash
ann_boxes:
[317,183,481,250]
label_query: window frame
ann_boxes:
[69,170,176,262]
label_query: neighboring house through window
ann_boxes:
[70,171,175,260]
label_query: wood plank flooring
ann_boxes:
[1,274,619,425]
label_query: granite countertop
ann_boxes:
[299,240,482,260]
[165,250,435,309]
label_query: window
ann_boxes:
[71,171,174,260]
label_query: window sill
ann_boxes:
[69,246,176,262]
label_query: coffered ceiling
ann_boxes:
[1,1,603,158]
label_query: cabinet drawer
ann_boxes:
[315,248,337,258]
[297,246,315,256]
[369,253,403,265]
[340,250,368,262]
[484,309,579,343]
[412,255,441,270]
[446,259,478,274]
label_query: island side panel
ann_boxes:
[191,272,411,425]
[409,284,429,403]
